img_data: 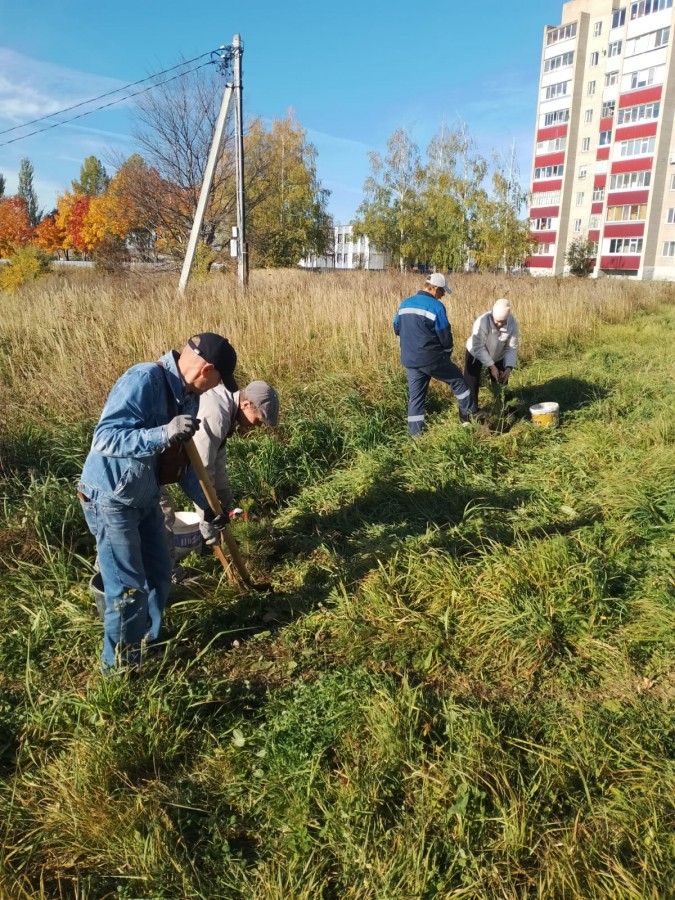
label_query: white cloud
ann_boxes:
[0,47,125,126]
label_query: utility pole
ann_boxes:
[232,34,248,288]
[178,42,237,295]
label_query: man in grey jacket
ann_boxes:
[162,380,279,567]
[463,298,519,409]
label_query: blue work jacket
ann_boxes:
[393,290,454,369]
[79,350,208,509]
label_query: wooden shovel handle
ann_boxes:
[184,438,253,587]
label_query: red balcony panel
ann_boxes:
[537,125,568,142]
[534,151,565,168]
[526,256,554,269]
[618,87,662,108]
[614,122,658,142]
[532,179,563,192]
[596,147,611,160]
[599,116,614,132]
[588,229,600,242]
[530,231,557,243]
[591,202,604,214]
[594,174,607,188]
[607,189,649,205]
[611,157,652,174]
[600,255,641,270]
[529,205,560,218]
[603,223,645,238]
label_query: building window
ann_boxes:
[630,0,672,20]
[630,68,656,90]
[612,7,626,27]
[593,187,605,201]
[582,137,591,151]
[620,136,656,157]
[584,109,593,124]
[608,40,623,57]
[543,108,570,127]
[670,174,675,190]
[587,80,597,96]
[599,130,612,145]
[667,209,675,223]
[576,192,585,206]
[607,204,647,221]
[590,215,601,228]
[610,170,652,189]
[605,71,619,87]
[546,22,578,45]
[531,191,561,207]
[573,219,582,232]
[590,51,599,65]
[534,164,565,179]
[601,101,616,118]
[662,241,675,256]
[655,26,670,46]
[579,166,588,179]
[536,137,567,153]
[609,237,643,253]
[544,51,574,72]
[594,21,603,36]
[617,101,660,125]
[532,217,553,230]
[533,243,553,256]
[545,80,569,99]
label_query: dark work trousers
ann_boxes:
[463,351,506,409]
[405,359,475,436]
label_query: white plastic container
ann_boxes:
[530,401,560,428]
[173,511,202,559]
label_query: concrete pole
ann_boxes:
[233,34,248,288]
[178,72,234,295]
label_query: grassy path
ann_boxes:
[0,306,673,898]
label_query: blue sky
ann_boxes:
[0,0,563,223]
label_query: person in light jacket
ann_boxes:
[78,333,236,671]
[463,298,519,409]
[161,380,279,571]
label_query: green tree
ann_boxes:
[17,158,40,226]
[0,173,5,198]
[245,114,332,267]
[353,128,425,271]
[425,124,487,270]
[71,156,109,196]
[474,148,533,272]
[566,237,596,277]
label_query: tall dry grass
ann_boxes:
[0,267,672,422]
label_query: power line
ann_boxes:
[0,52,223,148]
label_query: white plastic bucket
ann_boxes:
[173,511,202,559]
[530,401,560,428]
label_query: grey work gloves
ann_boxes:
[166,414,200,444]
[201,508,229,545]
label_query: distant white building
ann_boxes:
[300,224,391,270]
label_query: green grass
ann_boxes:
[0,305,673,898]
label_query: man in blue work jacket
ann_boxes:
[78,333,236,671]
[393,273,476,435]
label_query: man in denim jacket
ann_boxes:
[78,333,237,670]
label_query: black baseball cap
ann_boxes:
[188,333,238,390]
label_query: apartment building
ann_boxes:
[528,0,675,279]
[299,225,391,270]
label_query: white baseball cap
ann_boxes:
[492,298,511,321]
[425,273,451,293]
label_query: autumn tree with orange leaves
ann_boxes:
[0,197,32,256]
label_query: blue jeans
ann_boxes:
[79,494,171,670]
[405,360,476,436]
